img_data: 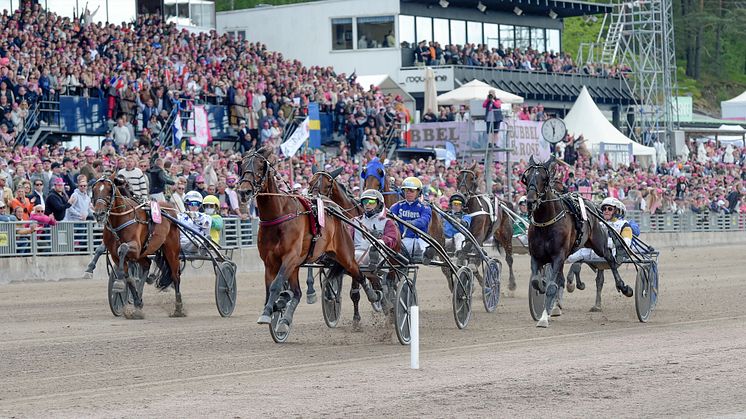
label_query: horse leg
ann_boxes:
[610,265,634,297]
[567,262,587,292]
[500,228,517,291]
[537,258,564,328]
[590,270,605,312]
[552,271,565,317]
[84,243,106,278]
[112,243,130,292]
[335,246,382,304]
[306,267,317,304]
[277,268,302,333]
[258,261,298,324]
[162,235,184,317]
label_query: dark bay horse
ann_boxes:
[456,163,517,291]
[92,174,183,318]
[521,155,632,327]
[307,169,401,325]
[362,159,446,264]
[239,147,382,332]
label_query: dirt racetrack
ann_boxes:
[1,244,746,418]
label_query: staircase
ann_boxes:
[14,98,62,147]
[599,9,625,66]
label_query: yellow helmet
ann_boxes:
[401,177,423,190]
[203,195,220,207]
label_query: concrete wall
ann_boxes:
[1,231,744,284]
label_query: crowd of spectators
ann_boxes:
[0,1,743,256]
[408,40,631,78]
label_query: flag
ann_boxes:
[173,112,183,148]
[280,117,310,158]
[308,102,320,148]
[445,141,457,167]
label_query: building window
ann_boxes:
[515,26,530,50]
[531,28,546,51]
[399,15,415,47]
[547,29,561,53]
[433,18,449,46]
[332,18,353,50]
[500,24,514,49]
[484,23,498,50]
[450,19,466,46]
[415,16,432,44]
[466,21,482,45]
[357,16,395,49]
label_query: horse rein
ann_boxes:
[521,164,566,227]
[93,177,148,239]
[309,171,363,216]
[240,151,307,222]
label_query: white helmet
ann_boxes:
[600,197,624,217]
[184,191,203,208]
[613,198,626,218]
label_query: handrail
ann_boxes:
[13,101,41,146]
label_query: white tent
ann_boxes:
[355,74,415,115]
[714,124,745,146]
[437,79,524,105]
[564,86,655,157]
[721,91,746,120]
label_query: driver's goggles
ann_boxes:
[601,205,615,212]
[186,202,201,208]
[203,204,216,209]
[361,198,378,205]
[451,200,463,206]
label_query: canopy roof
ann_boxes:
[564,86,655,156]
[437,79,524,105]
[723,91,746,103]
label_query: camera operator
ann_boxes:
[482,90,503,134]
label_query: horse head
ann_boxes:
[457,161,479,195]
[361,159,386,192]
[308,166,343,199]
[238,146,275,199]
[521,155,556,212]
[91,175,118,224]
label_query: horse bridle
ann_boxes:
[93,177,146,238]
[521,164,566,226]
[239,152,271,201]
[309,171,336,199]
[457,169,478,195]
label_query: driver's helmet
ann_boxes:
[360,189,384,218]
[184,191,203,210]
[518,195,527,206]
[202,195,220,214]
[600,197,619,217]
[449,193,466,212]
[401,176,423,191]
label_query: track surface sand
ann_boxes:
[1,245,745,417]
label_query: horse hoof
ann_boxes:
[123,304,135,319]
[352,318,362,332]
[623,287,634,298]
[371,300,382,313]
[566,282,575,293]
[306,292,317,305]
[589,306,602,312]
[536,318,549,328]
[112,280,126,293]
[257,315,271,324]
[551,306,562,317]
[132,308,145,320]
[530,279,542,292]
[508,281,516,292]
[83,271,93,279]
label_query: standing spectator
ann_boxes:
[112,117,133,149]
[0,171,12,206]
[61,157,78,193]
[64,176,92,221]
[45,177,71,222]
[29,178,45,210]
[117,156,149,199]
[147,157,174,201]
[170,179,187,213]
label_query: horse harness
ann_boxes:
[94,177,156,250]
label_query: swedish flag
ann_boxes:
[308,102,321,148]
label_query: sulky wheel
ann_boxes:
[529,267,547,321]
[214,261,237,317]
[635,265,654,323]
[452,266,474,329]
[650,260,659,310]
[108,269,128,317]
[395,278,417,345]
[269,283,292,343]
[482,258,501,313]
[321,267,344,328]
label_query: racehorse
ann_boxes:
[521,155,633,327]
[91,174,183,318]
[456,163,517,291]
[239,147,382,332]
[307,168,401,325]
[361,158,446,264]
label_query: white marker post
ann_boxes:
[410,305,419,369]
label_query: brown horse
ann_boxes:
[361,159,446,263]
[91,174,183,318]
[239,147,382,331]
[307,169,402,324]
[521,155,633,327]
[456,164,517,291]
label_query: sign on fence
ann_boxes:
[408,120,550,162]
